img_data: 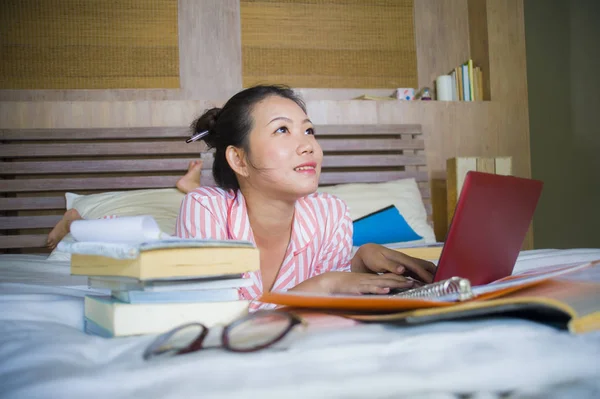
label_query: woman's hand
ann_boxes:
[290,271,416,295]
[351,243,437,284]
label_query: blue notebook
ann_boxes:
[352,205,422,246]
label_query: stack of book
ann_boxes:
[448,59,484,101]
[64,238,260,337]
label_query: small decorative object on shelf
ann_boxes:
[394,88,415,101]
[419,87,432,101]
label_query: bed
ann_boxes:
[1,124,599,398]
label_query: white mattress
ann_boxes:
[1,249,600,399]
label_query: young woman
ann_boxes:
[176,85,435,306]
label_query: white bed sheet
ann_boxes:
[1,249,600,399]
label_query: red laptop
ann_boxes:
[433,171,543,286]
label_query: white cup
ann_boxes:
[435,75,453,101]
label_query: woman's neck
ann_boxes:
[241,189,295,243]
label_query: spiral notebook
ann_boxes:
[391,262,593,302]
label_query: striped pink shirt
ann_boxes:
[176,187,353,309]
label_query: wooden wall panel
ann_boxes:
[486,0,531,180]
[414,0,471,89]
[179,0,242,100]
[0,89,183,102]
[467,0,491,100]
[0,101,213,129]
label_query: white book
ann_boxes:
[85,295,249,337]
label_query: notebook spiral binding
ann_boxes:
[394,277,474,301]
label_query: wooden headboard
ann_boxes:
[0,124,430,253]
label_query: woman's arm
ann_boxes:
[289,271,415,295]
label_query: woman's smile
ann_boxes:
[294,162,317,175]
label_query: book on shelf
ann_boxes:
[84,295,250,337]
[476,67,484,100]
[461,63,471,101]
[467,59,475,101]
[259,261,600,333]
[449,70,458,101]
[447,60,483,101]
[456,66,463,100]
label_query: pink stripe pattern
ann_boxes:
[176,187,353,310]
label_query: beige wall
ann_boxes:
[525,0,600,248]
[0,0,534,246]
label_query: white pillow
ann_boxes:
[318,178,436,243]
[47,188,185,261]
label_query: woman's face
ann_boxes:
[243,95,323,200]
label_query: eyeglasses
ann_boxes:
[143,310,305,360]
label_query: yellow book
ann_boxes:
[477,67,484,100]
[68,240,260,280]
[473,67,480,101]
[467,59,475,101]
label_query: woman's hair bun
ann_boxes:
[190,107,222,147]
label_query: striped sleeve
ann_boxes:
[316,197,353,273]
[175,189,228,240]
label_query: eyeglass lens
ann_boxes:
[226,311,296,351]
[149,324,206,358]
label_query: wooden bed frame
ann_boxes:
[0,124,431,253]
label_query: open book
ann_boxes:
[259,260,600,333]
[69,215,173,244]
